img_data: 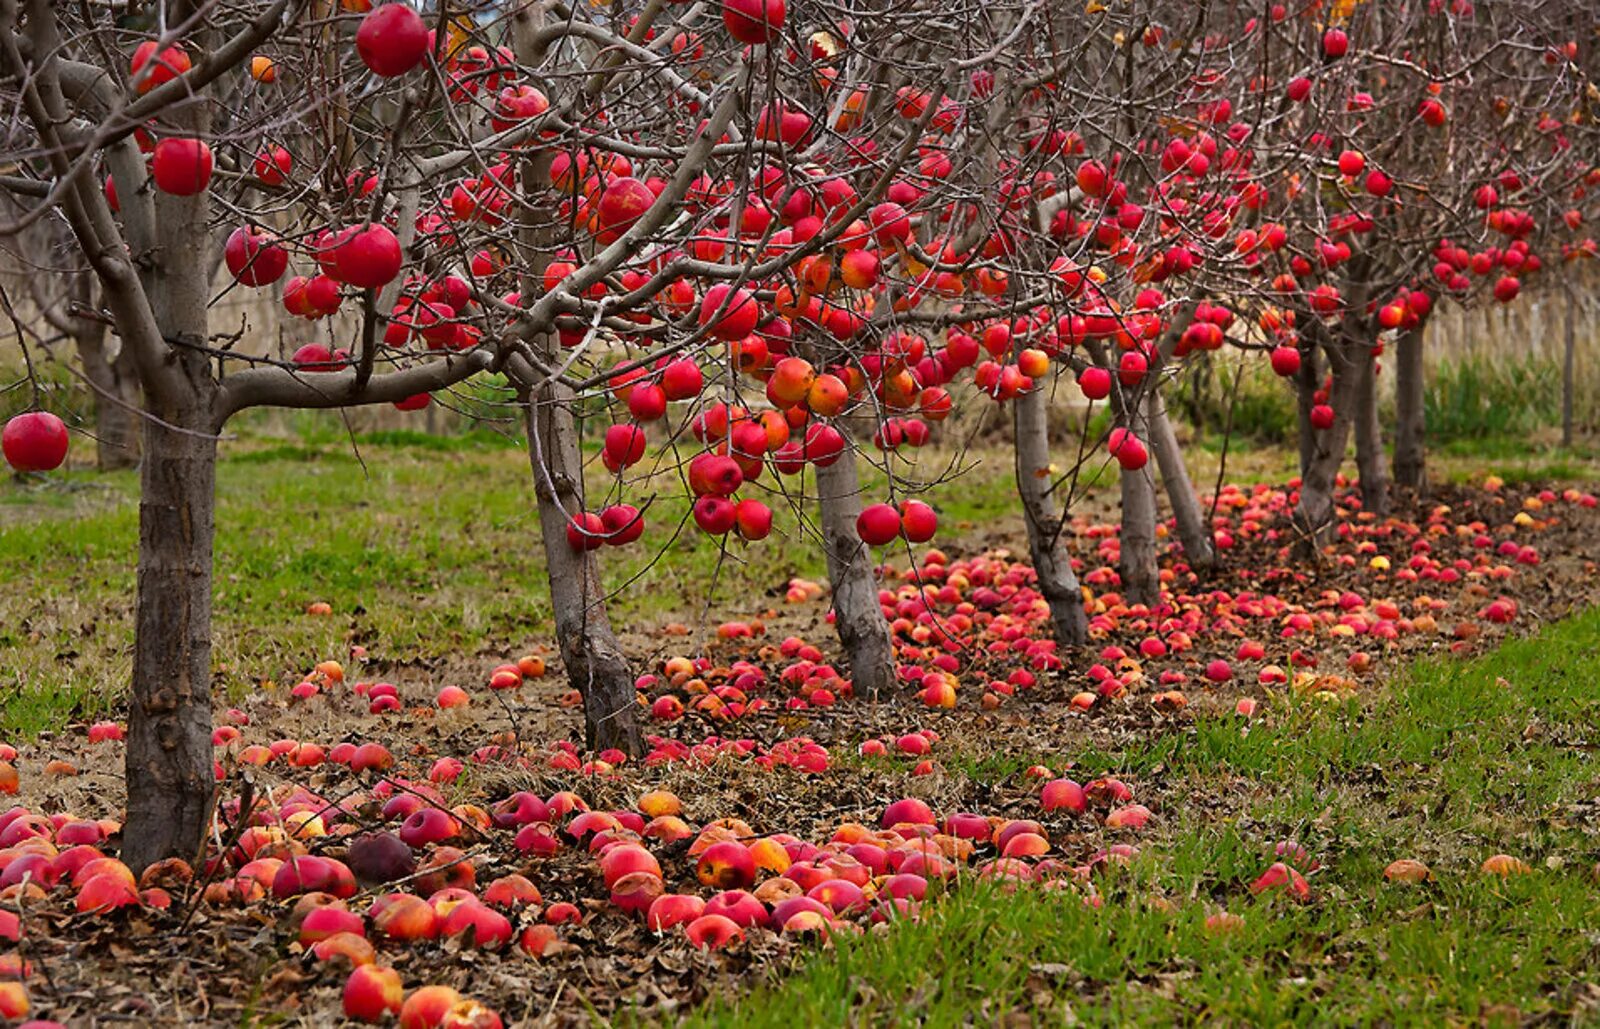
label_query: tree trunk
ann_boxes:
[1294,335,1362,549]
[1012,386,1086,645]
[1353,342,1389,517]
[1294,331,1321,480]
[77,325,141,471]
[1118,469,1159,607]
[121,101,220,873]
[814,439,896,698]
[122,410,218,873]
[521,368,642,757]
[1144,388,1215,575]
[1393,325,1427,499]
[1117,396,1159,608]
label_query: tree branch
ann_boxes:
[212,349,494,427]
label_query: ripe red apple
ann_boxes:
[130,40,191,94]
[397,986,461,1029]
[440,900,513,949]
[253,145,292,185]
[692,496,738,535]
[647,893,705,931]
[722,0,785,45]
[600,504,645,546]
[356,4,430,78]
[224,226,289,287]
[660,358,704,400]
[566,511,607,551]
[1107,427,1147,471]
[734,499,773,541]
[1041,778,1087,813]
[1075,159,1109,197]
[882,797,935,828]
[373,893,439,941]
[898,501,938,543]
[698,284,760,341]
[1078,366,1112,400]
[603,423,647,468]
[3,412,69,472]
[627,383,667,421]
[335,224,402,289]
[696,841,756,889]
[151,137,213,195]
[398,808,459,848]
[856,503,902,546]
[344,964,404,1022]
[595,176,656,241]
[298,905,365,946]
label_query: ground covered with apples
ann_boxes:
[2,439,1600,1026]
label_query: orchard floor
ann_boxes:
[2,431,1600,1026]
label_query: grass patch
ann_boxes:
[0,435,1024,740]
[696,608,1600,1026]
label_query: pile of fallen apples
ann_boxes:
[0,479,1591,1023]
[0,756,1173,1028]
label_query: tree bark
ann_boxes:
[1118,470,1159,607]
[1117,398,1160,608]
[1144,388,1215,575]
[1012,385,1086,645]
[1353,341,1389,517]
[1294,329,1321,480]
[1294,334,1362,549]
[118,95,221,872]
[1294,258,1373,548]
[520,364,642,756]
[122,408,218,873]
[1393,325,1427,498]
[814,438,897,698]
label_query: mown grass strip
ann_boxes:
[691,608,1600,1027]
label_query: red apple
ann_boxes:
[356,4,430,78]
[2,412,69,472]
[722,0,785,45]
[151,137,213,195]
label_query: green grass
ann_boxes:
[694,608,1600,1027]
[0,429,1023,740]
[1423,355,1566,441]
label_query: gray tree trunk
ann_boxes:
[1353,342,1390,517]
[1295,331,1321,480]
[510,4,640,755]
[1144,388,1215,575]
[814,439,897,697]
[1393,325,1427,498]
[1294,337,1362,548]
[114,97,222,872]
[521,366,643,755]
[122,404,217,873]
[1117,399,1159,607]
[1294,263,1372,548]
[1012,385,1086,645]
